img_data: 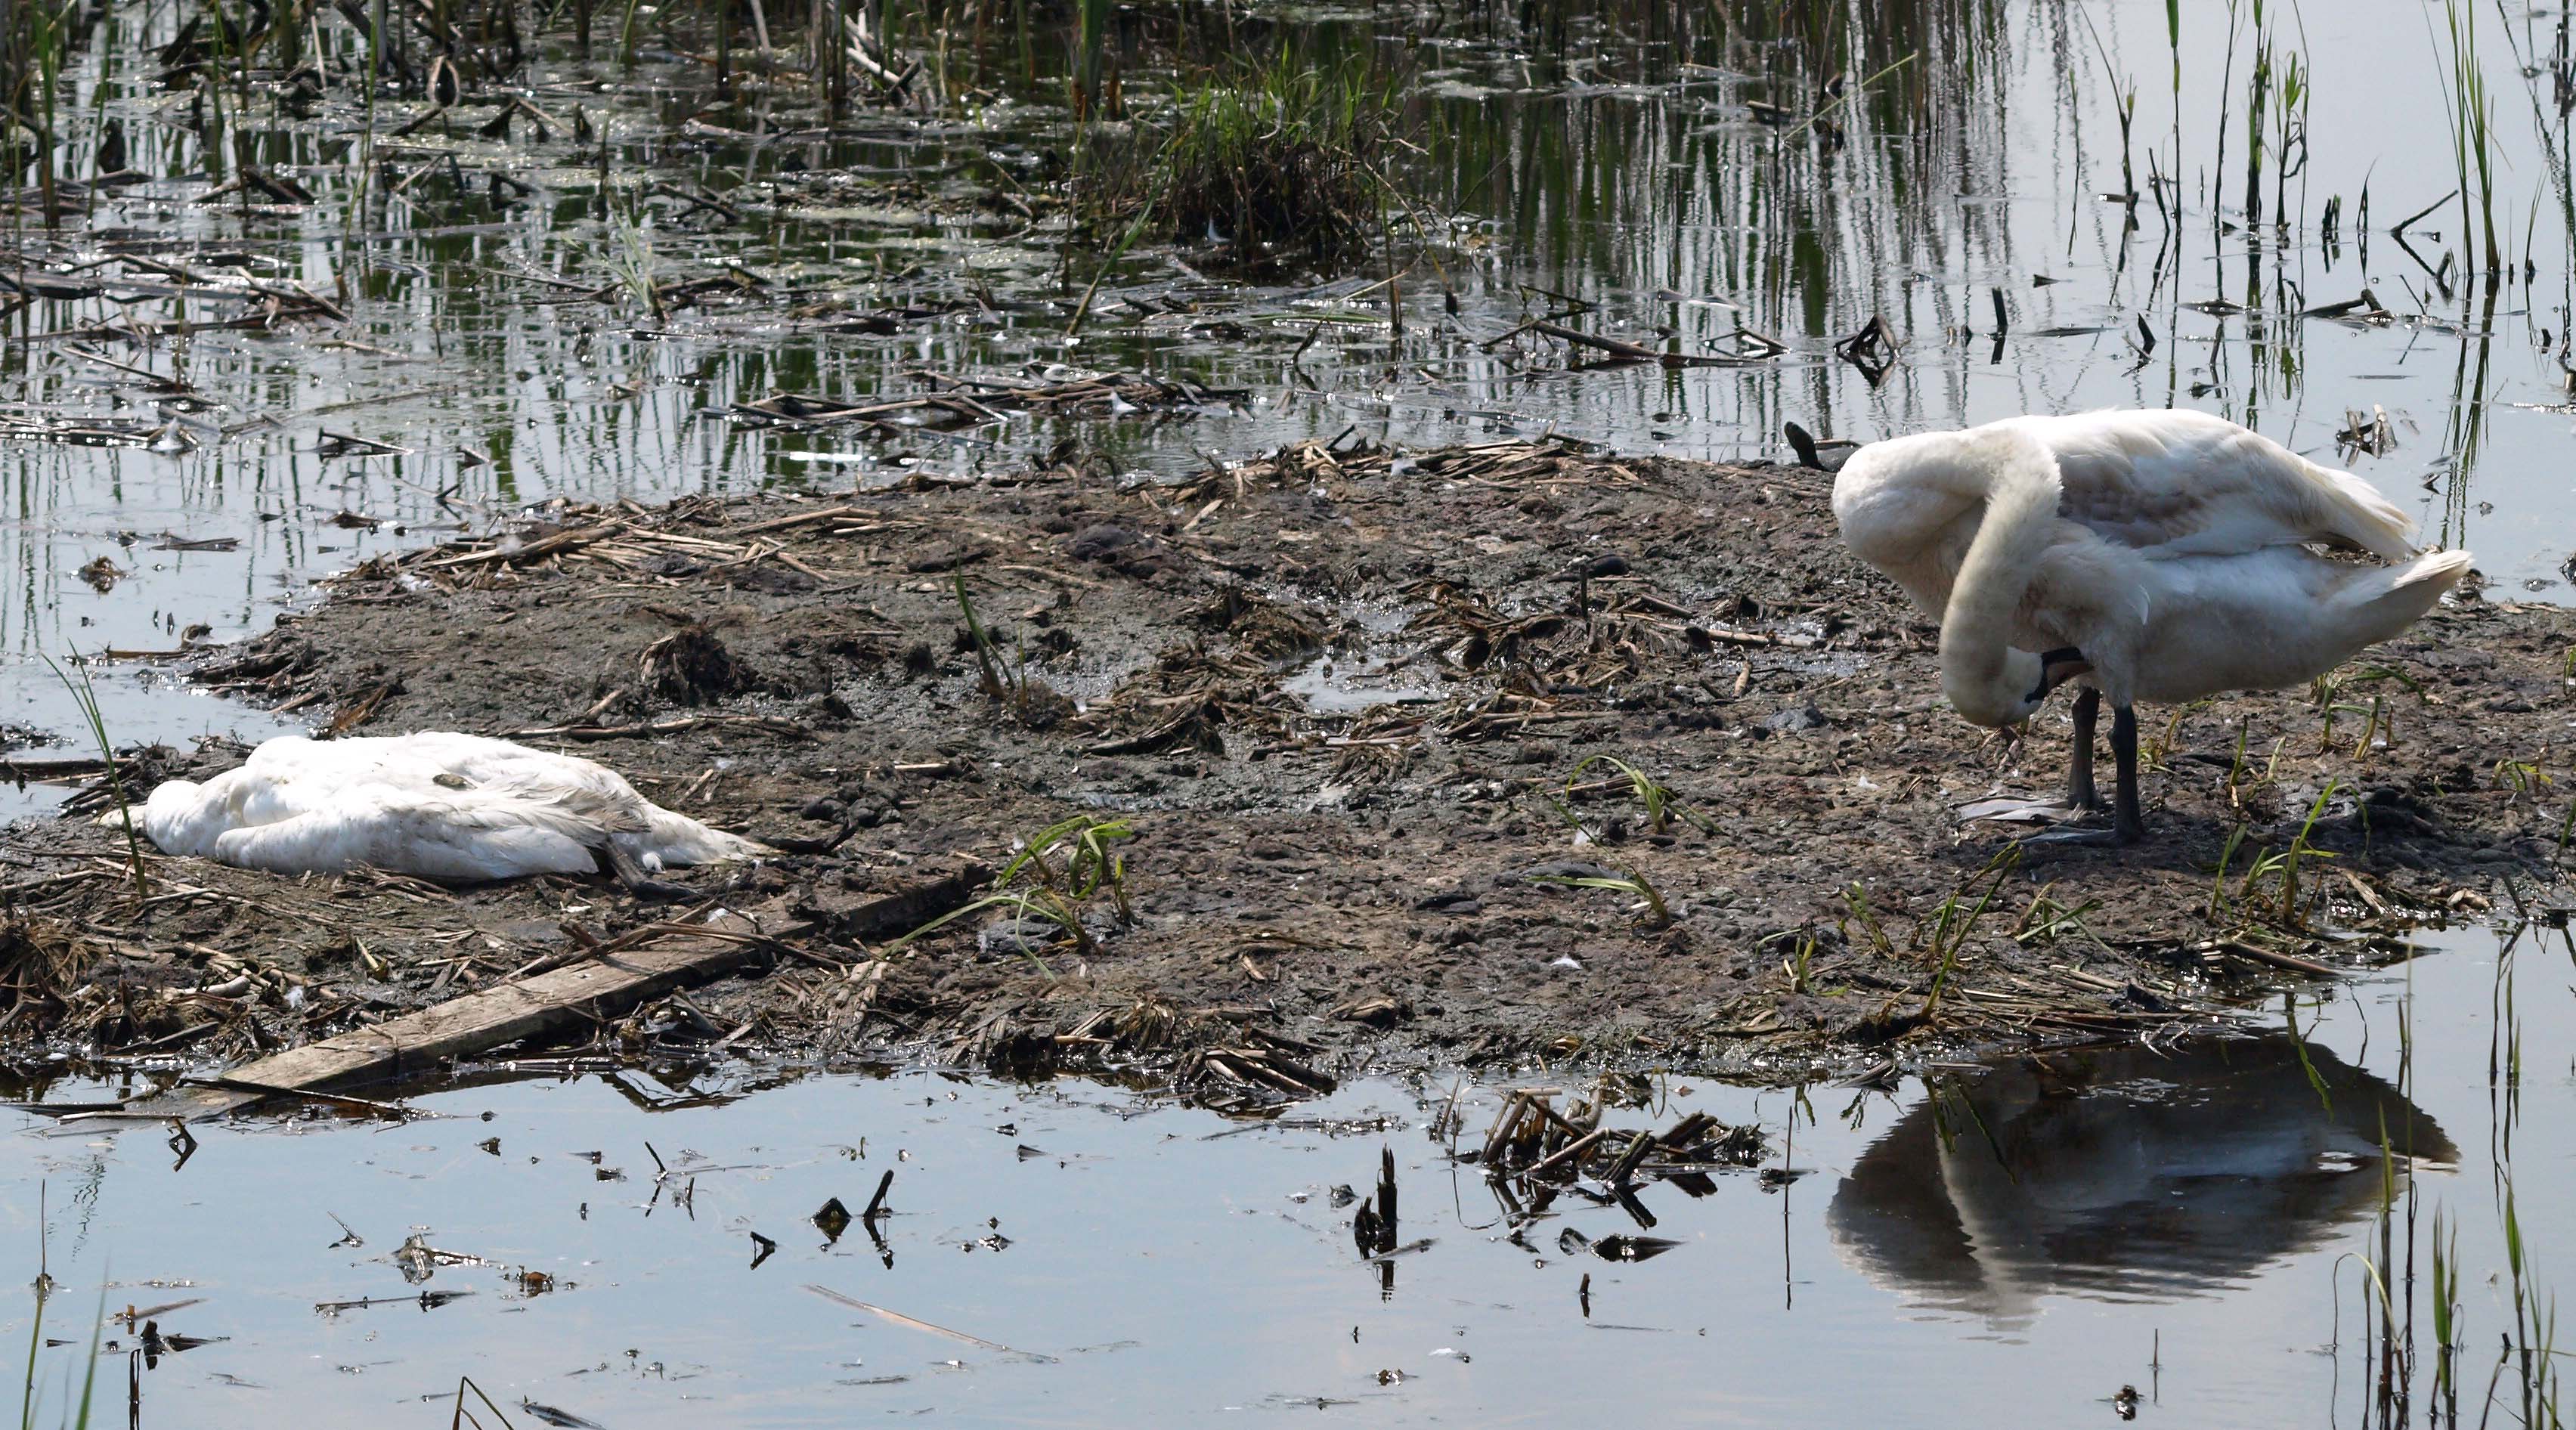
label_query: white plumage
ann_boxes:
[1829,409,2472,841]
[122,732,769,886]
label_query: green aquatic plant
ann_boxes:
[2432,1208,2462,1423]
[952,571,1017,703]
[1561,754,1713,837]
[1082,50,1406,272]
[2493,757,2551,800]
[40,650,147,898]
[1781,932,1821,995]
[1839,882,1896,960]
[888,814,1138,964]
[2431,0,2503,278]
[2208,822,2250,921]
[1525,864,1671,930]
[1521,755,1683,930]
[12,1189,100,1430]
[2236,780,2344,926]
[605,209,664,318]
[1917,845,2019,1018]
[2012,885,2106,953]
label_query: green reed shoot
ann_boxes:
[2208,822,2249,921]
[16,1255,46,1430]
[1564,754,1713,836]
[607,208,663,318]
[39,651,147,898]
[1526,864,1670,930]
[2270,43,2306,228]
[889,814,1137,964]
[1781,933,1819,995]
[10,1189,96,1430]
[2432,1209,2461,1422]
[2166,0,2182,189]
[2433,0,2503,277]
[991,812,1132,906]
[2493,757,2550,799]
[1840,882,1895,959]
[2239,780,2342,925]
[2012,886,2107,953]
[1918,846,2020,1019]
[1071,0,1107,117]
[952,571,1017,702]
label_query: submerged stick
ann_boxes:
[803,1284,1059,1362]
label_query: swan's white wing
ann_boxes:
[142,732,763,878]
[2017,410,2415,559]
[209,785,601,882]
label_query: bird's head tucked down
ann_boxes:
[1945,645,2091,729]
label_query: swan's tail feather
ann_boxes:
[2387,547,2475,590]
[2338,548,2472,648]
[2302,457,2417,560]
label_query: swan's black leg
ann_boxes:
[602,842,695,901]
[2067,688,2104,811]
[2110,704,2145,844]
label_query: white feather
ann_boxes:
[1834,407,2417,621]
[122,732,769,884]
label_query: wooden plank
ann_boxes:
[119,918,776,1122]
[76,859,990,1122]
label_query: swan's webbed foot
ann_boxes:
[2022,704,2145,846]
[2017,818,2142,848]
[1960,701,2152,847]
[602,843,697,902]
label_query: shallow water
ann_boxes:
[0,922,2562,1427]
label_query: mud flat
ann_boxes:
[9,435,2568,1101]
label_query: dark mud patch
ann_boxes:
[7,440,2569,1095]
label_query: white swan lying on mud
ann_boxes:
[116,732,769,893]
[1828,409,2471,843]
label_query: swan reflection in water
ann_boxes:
[1827,1037,2454,1328]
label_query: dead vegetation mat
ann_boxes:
[6,438,2571,1107]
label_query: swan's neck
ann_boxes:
[1939,431,2063,727]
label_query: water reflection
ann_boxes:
[1827,1037,2454,1329]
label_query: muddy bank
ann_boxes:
[8,435,2569,1095]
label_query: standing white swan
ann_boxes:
[122,732,770,893]
[1829,410,2472,843]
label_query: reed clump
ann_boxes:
[1082,53,1402,272]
